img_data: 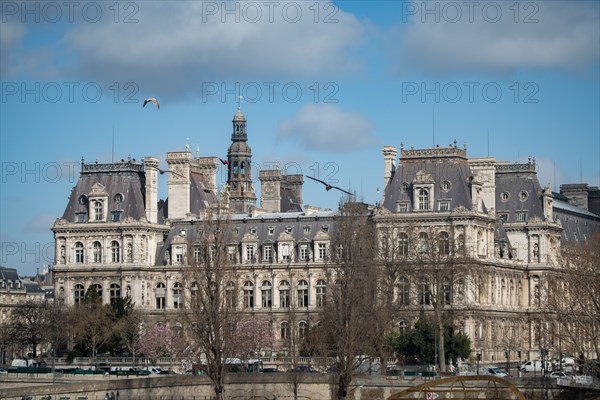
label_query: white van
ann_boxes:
[11,359,38,367]
[520,360,551,372]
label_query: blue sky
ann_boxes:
[1,0,599,276]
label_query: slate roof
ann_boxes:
[62,161,147,222]
[553,195,600,243]
[494,162,545,223]
[155,210,337,266]
[382,147,474,212]
[189,170,218,214]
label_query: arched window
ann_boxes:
[93,283,103,300]
[399,232,409,256]
[225,281,236,308]
[261,280,272,308]
[156,282,166,309]
[316,279,326,307]
[280,321,289,340]
[75,242,84,263]
[93,241,102,263]
[298,321,308,339]
[438,232,450,255]
[279,280,290,308]
[418,189,429,210]
[111,241,120,263]
[243,281,254,308]
[94,200,103,221]
[240,161,246,175]
[74,284,85,304]
[110,283,121,304]
[398,320,409,334]
[233,161,238,175]
[297,279,309,308]
[398,277,410,306]
[173,282,182,309]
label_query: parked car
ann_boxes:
[293,364,318,373]
[550,371,569,378]
[485,367,509,377]
[0,367,8,374]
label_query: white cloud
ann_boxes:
[276,104,376,152]
[57,1,365,99]
[388,2,599,74]
[0,20,26,77]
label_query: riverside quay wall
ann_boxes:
[0,373,594,400]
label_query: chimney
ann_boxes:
[166,151,191,219]
[192,157,219,192]
[144,156,159,223]
[383,146,397,190]
[283,174,304,210]
[560,183,589,211]
[259,169,282,212]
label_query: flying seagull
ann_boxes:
[143,97,160,110]
[157,167,185,179]
[306,175,353,196]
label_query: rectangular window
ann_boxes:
[300,244,309,261]
[280,289,290,308]
[111,212,121,222]
[397,202,409,213]
[282,244,291,260]
[76,213,87,223]
[246,245,255,261]
[438,201,450,211]
[262,288,272,308]
[318,243,327,260]
[156,297,165,309]
[498,213,508,222]
[516,212,527,222]
[193,247,201,263]
[228,246,237,262]
[264,245,273,262]
[176,254,183,264]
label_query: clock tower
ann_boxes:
[227,106,257,213]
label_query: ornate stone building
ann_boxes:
[51,107,600,363]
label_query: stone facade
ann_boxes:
[51,108,600,364]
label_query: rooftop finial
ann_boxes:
[237,95,243,109]
[196,145,200,158]
[185,138,190,152]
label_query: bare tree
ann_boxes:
[549,232,600,362]
[310,202,381,399]
[7,299,50,358]
[179,206,238,400]
[71,286,113,362]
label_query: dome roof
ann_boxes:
[228,141,251,154]
[233,107,246,122]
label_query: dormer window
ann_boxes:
[397,202,409,213]
[516,211,527,222]
[286,226,293,234]
[94,200,104,221]
[303,226,311,234]
[268,226,275,235]
[249,227,257,235]
[418,189,430,210]
[76,212,87,223]
[438,200,450,212]
[111,211,122,222]
[321,225,329,233]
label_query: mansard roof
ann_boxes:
[553,194,600,243]
[61,161,147,222]
[494,161,545,222]
[382,146,474,212]
[154,210,337,265]
[189,170,218,214]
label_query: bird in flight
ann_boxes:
[157,167,185,179]
[143,97,160,110]
[306,176,353,196]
